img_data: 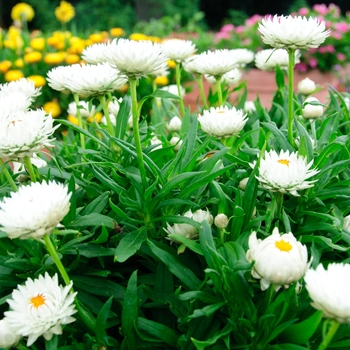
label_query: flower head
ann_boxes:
[81,43,109,64]
[0,78,41,101]
[55,1,75,23]
[0,318,21,348]
[230,48,255,67]
[258,15,331,50]
[0,92,32,114]
[255,49,301,71]
[161,38,197,62]
[251,150,319,196]
[246,228,310,291]
[5,273,77,346]
[302,96,324,119]
[204,67,242,85]
[198,105,247,138]
[304,263,350,324]
[297,77,316,95]
[11,3,35,22]
[167,116,182,132]
[0,181,71,240]
[67,101,96,119]
[214,213,229,229]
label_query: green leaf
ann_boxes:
[188,302,226,319]
[262,122,294,152]
[68,213,116,229]
[167,234,203,255]
[191,323,232,350]
[95,296,113,344]
[81,191,110,216]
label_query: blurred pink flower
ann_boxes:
[299,7,309,16]
[236,26,244,33]
[216,32,231,40]
[334,22,349,33]
[332,32,342,39]
[313,4,329,15]
[246,14,263,26]
[329,3,341,17]
[295,62,308,73]
[309,58,318,68]
[221,24,235,32]
[337,53,346,61]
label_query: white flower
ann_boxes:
[4,273,77,346]
[258,15,331,50]
[343,96,350,110]
[198,105,248,138]
[204,67,242,85]
[230,48,255,67]
[46,65,74,93]
[183,55,200,74]
[169,136,182,151]
[251,150,319,196]
[297,77,316,95]
[167,116,182,132]
[12,154,47,174]
[0,78,41,101]
[161,38,197,62]
[0,92,32,114]
[302,96,324,119]
[344,215,350,232]
[0,318,21,348]
[254,49,301,71]
[150,135,162,151]
[102,114,116,126]
[244,101,256,114]
[109,97,123,116]
[239,177,249,190]
[67,101,96,119]
[0,109,59,161]
[104,39,169,78]
[246,228,310,291]
[81,42,109,64]
[164,209,213,241]
[0,181,71,240]
[304,263,350,324]
[214,213,229,229]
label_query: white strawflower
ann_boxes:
[0,78,41,101]
[164,209,213,241]
[251,149,319,196]
[343,215,350,232]
[81,42,109,64]
[169,136,182,151]
[204,67,242,85]
[183,55,200,74]
[0,318,21,348]
[246,227,310,291]
[4,273,77,346]
[244,101,256,114]
[297,77,316,95]
[0,181,71,240]
[198,105,248,138]
[0,109,59,161]
[104,39,169,78]
[254,49,301,71]
[67,101,96,119]
[258,15,331,50]
[304,263,350,324]
[214,213,229,229]
[0,92,32,114]
[12,154,47,174]
[302,96,324,119]
[230,48,255,67]
[167,116,182,132]
[46,65,75,93]
[108,97,123,116]
[161,38,197,62]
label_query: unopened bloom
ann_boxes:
[167,116,182,132]
[214,213,229,229]
[297,77,316,95]
[161,39,197,62]
[164,209,213,240]
[150,135,162,151]
[204,67,242,85]
[304,263,350,324]
[0,318,21,348]
[198,105,248,138]
[255,49,301,71]
[5,273,77,346]
[67,101,96,119]
[246,227,309,291]
[258,15,331,50]
[244,101,256,114]
[302,96,324,119]
[0,181,71,240]
[169,136,182,151]
[251,150,319,196]
[343,215,350,232]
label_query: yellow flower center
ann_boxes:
[275,239,293,252]
[30,293,46,308]
[277,159,290,166]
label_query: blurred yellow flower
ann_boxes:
[67,115,79,125]
[47,31,71,49]
[11,3,35,22]
[27,75,46,87]
[167,60,176,69]
[14,58,24,68]
[55,1,75,23]
[4,69,24,82]
[129,33,148,41]
[89,33,104,43]
[87,112,103,124]
[119,84,129,93]
[155,75,169,86]
[44,52,66,65]
[65,53,80,65]
[43,100,62,118]
[67,37,86,54]
[24,51,43,64]
[0,60,12,73]
[147,36,161,43]
[110,27,125,37]
[30,37,45,51]
[4,26,23,50]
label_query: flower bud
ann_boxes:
[239,177,249,190]
[297,77,316,95]
[0,319,21,348]
[170,136,182,151]
[167,116,182,132]
[344,215,350,232]
[214,213,229,229]
[244,101,256,114]
[302,96,324,119]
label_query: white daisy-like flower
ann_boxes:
[230,48,255,67]
[108,97,123,115]
[47,65,75,93]
[104,39,169,78]
[302,96,324,119]
[0,318,21,348]
[246,227,310,291]
[164,209,213,241]
[0,109,59,161]
[304,263,350,324]
[4,273,77,346]
[0,78,41,101]
[167,116,182,132]
[0,92,32,114]
[0,181,71,240]
[254,49,301,71]
[251,149,319,196]
[81,42,109,64]
[204,67,242,85]
[258,15,331,50]
[67,101,96,119]
[189,49,239,78]
[12,154,47,174]
[198,105,248,138]
[161,38,197,62]
[183,55,200,74]
[297,77,316,95]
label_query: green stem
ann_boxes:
[0,159,18,192]
[24,155,37,182]
[287,49,296,147]
[197,74,208,109]
[175,62,185,116]
[98,95,114,136]
[310,119,317,146]
[275,192,284,220]
[215,77,223,106]
[73,93,86,149]
[317,319,340,350]
[129,78,148,189]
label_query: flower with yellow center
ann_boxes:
[27,75,46,87]
[55,1,75,23]
[110,27,125,37]
[246,227,310,291]
[4,273,77,346]
[0,60,12,73]
[4,70,24,82]
[43,100,62,118]
[11,3,35,22]
[24,51,43,64]
[30,37,45,51]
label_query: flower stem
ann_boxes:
[317,319,340,350]
[275,192,284,219]
[0,159,18,192]
[197,74,208,109]
[287,49,296,147]
[215,77,223,106]
[24,155,37,182]
[73,93,86,150]
[129,78,148,189]
[310,119,317,146]
[98,95,114,136]
[175,62,185,116]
